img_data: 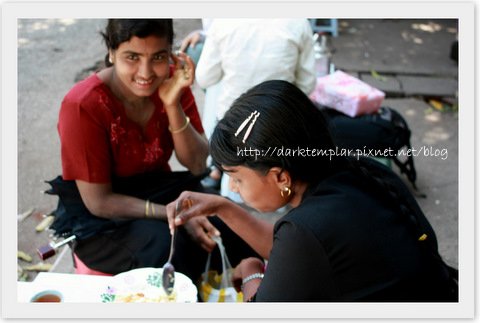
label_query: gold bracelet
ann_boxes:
[150,202,156,218]
[145,200,150,218]
[168,116,190,134]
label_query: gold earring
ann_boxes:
[280,186,292,198]
[109,56,113,64]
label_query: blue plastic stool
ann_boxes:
[309,19,338,37]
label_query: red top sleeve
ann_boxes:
[58,72,204,183]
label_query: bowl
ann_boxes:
[30,290,63,303]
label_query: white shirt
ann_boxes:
[196,19,316,119]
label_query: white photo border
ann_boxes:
[2,1,475,320]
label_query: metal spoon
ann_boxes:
[162,200,180,295]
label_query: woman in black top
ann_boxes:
[166,80,457,302]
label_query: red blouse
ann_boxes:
[58,72,204,183]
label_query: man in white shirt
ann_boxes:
[194,19,316,201]
[196,18,316,122]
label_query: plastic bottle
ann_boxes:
[313,34,331,77]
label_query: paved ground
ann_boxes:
[16,19,458,281]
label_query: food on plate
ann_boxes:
[113,291,177,303]
[100,268,197,303]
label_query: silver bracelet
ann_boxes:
[242,273,264,286]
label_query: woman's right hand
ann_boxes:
[169,190,274,260]
[166,191,228,234]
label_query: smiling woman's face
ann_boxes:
[224,165,289,213]
[110,35,170,99]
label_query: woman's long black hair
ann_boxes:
[210,79,425,224]
[210,79,343,185]
[100,19,174,67]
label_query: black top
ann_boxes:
[254,158,456,302]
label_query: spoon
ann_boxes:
[162,200,180,295]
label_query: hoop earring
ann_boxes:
[280,186,292,198]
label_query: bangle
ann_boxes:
[242,273,264,286]
[169,116,190,134]
[145,200,150,218]
[150,202,156,218]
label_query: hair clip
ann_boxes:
[234,111,260,143]
[235,111,257,137]
[242,111,260,143]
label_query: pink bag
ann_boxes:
[310,70,385,117]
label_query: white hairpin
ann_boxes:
[235,110,260,143]
[235,111,256,137]
[234,111,260,144]
[242,111,260,143]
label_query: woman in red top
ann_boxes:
[52,19,259,279]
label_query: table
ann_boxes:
[18,272,113,303]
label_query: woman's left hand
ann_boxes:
[232,257,265,293]
[158,51,195,108]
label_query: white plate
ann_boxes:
[100,267,197,303]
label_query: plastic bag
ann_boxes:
[198,236,243,302]
[310,70,385,117]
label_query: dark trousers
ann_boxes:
[74,216,260,283]
[48,170,261,283]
